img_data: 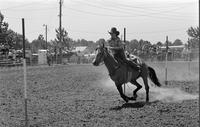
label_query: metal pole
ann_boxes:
[22,18,28,127]
[45,25,47,49]
[43,24,47,49]
[188,38,191,76]
[165,36,168,85]
[124,28,126,94]
[59,0,62,64]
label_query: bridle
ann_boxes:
[99,61,104,66]
[95,47,107,66]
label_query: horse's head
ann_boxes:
[92,43,108,66]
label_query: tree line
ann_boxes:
[0,12,199,54]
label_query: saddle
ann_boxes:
[115,54,141,72]
[111,49,141,69]
[126,53,141,65]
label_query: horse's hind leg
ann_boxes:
[130,80,142,100]
[142,77,149,102]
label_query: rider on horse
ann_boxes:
[107,27,141,71]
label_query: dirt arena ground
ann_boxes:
[0,61,199,127]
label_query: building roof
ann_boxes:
[160,45,185,49]
[72,46,87,52]
[38,49,47,52]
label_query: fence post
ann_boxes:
[22,18,28,127]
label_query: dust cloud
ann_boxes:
[100,77,198,103]
[149,86,198,103]
[147,61,199,102]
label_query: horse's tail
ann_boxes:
[148,66,161,87]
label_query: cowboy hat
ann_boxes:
[108,27,120,36]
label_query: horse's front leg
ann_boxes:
[116,83,130,103]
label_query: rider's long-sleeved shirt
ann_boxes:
[108,37,125,50]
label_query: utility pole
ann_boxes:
[43,24,47,49]
[59,0,63,64]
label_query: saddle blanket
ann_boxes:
[127,54,142,65]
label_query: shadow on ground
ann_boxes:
[110,100,160,111]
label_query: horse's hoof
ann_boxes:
[146,101,150,105]
[130,97,136,101]
[124,98,129,103]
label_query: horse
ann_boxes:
[92,43,161,103]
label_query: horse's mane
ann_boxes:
[104,47,119,64]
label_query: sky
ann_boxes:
[0,0,199,44]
